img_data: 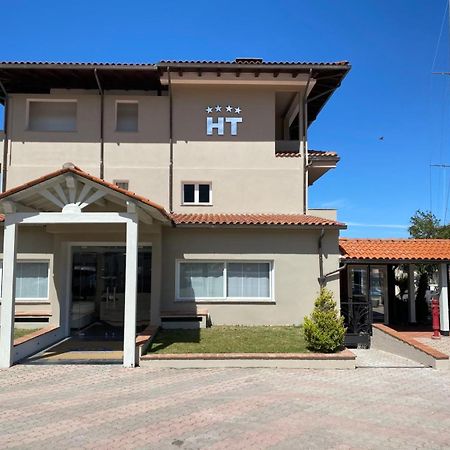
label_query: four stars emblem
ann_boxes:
[205,105,242,114]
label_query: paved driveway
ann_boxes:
[1,364,450,449]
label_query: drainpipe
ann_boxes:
[302,69,312,214]
[168,67,174,213]
[94,69,105,179]
[318,228,325,287]
[318,227,347,287]
[0,80,8,192]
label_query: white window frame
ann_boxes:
[181,182,213,206]
[175,259,274,303]
[0,259,50,301]
[115,100,139,132]
[26,98,78,132]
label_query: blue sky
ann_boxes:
[1,0,449,237]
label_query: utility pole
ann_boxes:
[431,164,450,223]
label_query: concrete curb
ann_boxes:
[140,349,356,369]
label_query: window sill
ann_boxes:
[175,299,275,305]
[180,203,213,207]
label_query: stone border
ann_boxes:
[140,349,356,369]
[14,325,58,346]
[372,324,449,369]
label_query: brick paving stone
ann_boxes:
[352,348,425,368]
[1,364,450,449]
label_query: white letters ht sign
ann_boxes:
[205,105,243,136]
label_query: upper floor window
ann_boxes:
[182,182,212,205]
[116,101,138,132]
[27,100,77,132]
[114,180,129,191]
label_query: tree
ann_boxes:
[408,210,450,239]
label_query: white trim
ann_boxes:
[6,212,136,225]
[181,182,213,206]
[175,259,274,303]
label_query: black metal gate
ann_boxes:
[340,299,372,347]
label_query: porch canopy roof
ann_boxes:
[0,164,171,224]
[339,238,450,264]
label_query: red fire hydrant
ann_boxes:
[431,297,441,340]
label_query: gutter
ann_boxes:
[168,67,174,213]
[302,69,312,214]
[0,80,8,192]
[94,69,105,179]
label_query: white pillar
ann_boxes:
[439,263,449,335]
[123,217,138,367]
[0,222,18,368]
[408,264,416,323]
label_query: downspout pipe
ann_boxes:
[94,69,105,180]
[302,69,312,214]
[318,228,325,288]
[318,226,347,287]
[0,81,8,192]
[168,67,174,213]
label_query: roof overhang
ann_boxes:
[158,60,350,125]
[339,238,450,264]
[0,62,163,98]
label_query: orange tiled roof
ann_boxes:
[339,238,450,262]
[0,165,171,221]
[172,213,345,227]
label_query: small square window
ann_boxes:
[116,102,138,132]
[114,180,129,190]
[182,183,212,205]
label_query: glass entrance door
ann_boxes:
[347,264,388,325]
[370,266,388,324]
[70,246,152,337]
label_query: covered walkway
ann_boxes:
[339,238,450,345]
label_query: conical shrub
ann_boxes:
[303,288,346,353]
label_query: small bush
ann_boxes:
[303,288,346,353]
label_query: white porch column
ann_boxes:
[123,216,138,368]
[439,263,450,336]
[0,222,18,368]
[408,264,416,323]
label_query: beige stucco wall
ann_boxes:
[5,85,306,213]
[161,227,340,326]
[0,222,163,331]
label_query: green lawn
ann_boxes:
[147,326,308,354]
[14,328,40,340]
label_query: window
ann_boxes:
[0,261,49,300]
[114,180,129,190]
[176,261,272,301]
[182,183,212,205]
[28,100,77,132]
[116,101,138,132]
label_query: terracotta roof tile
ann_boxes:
[339,238,450,262]
[0,166,171,221]
[172,213,345,227]
[275,150,339,158]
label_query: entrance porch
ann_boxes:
[339,238,450,347]
[0,165,170,368]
